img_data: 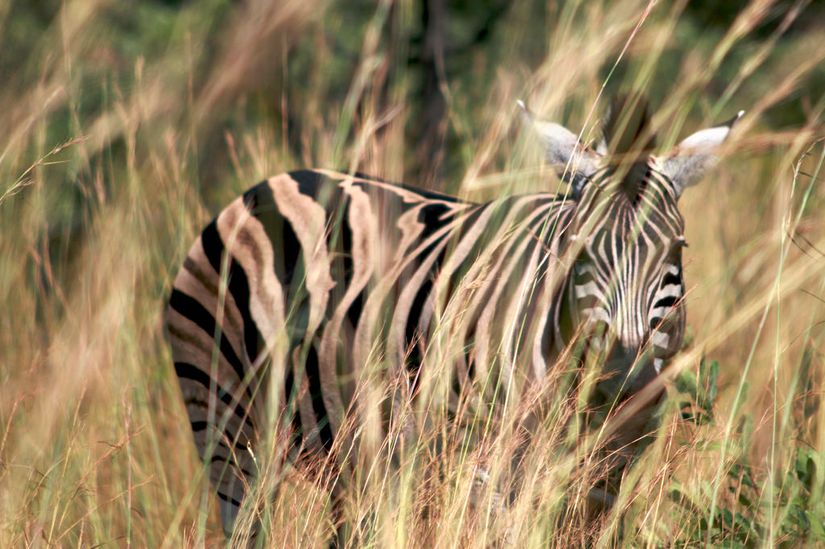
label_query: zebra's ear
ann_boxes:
[659,110,744,196]
[518,100,601,190]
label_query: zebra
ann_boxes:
[165,95,741,539]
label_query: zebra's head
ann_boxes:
[521,96,742,394]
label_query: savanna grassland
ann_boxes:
[1,0,824,546]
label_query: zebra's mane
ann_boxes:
[602,93,657,203]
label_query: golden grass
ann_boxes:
[0,0,823,546]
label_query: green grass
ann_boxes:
[1,0,824,546]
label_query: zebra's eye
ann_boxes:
[573,258,590,277]
[674,237,688,249]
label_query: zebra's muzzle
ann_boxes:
[598,344,660,399]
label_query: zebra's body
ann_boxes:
[167,169,577,522]
[165,97,742,536]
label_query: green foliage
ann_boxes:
[675,358,720,426]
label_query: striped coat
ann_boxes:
[167,169,577,519]
[165,98,742,534]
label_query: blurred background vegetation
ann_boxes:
[4,0,823,194]
[1,0,824,546]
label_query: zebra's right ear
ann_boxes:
[518,100,601,190]
[659,110,744,196]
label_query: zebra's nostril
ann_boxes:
[604,345,640,370]
[599,344,660,395]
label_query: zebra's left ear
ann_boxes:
[518,100,601,192]
[659,110,744,196]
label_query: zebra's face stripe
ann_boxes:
[571,161,686,375]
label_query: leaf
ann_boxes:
[808,510,825,540]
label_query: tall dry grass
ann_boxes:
[0,0,824,546]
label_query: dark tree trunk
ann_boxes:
[415,0,448,188]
